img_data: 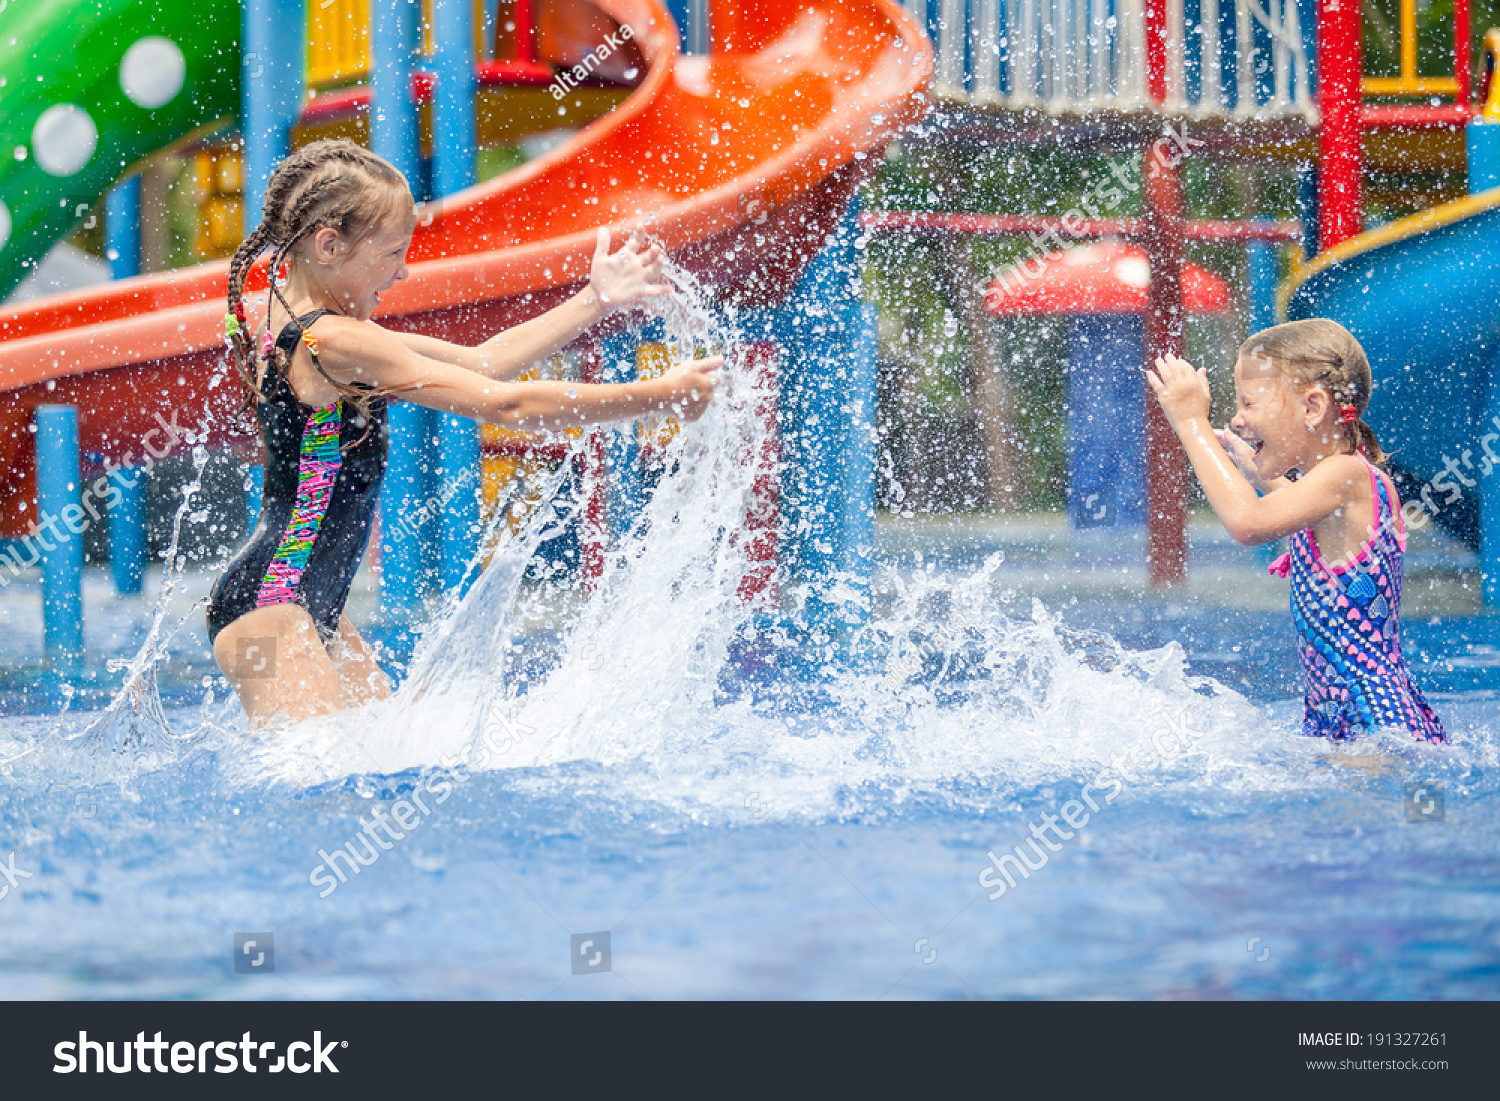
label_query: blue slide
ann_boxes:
[1285,187,1500,598]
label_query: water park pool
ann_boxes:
[1,506,1497,1001]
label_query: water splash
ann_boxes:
[220,252,1340,823]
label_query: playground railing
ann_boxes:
[905,0,1314,118]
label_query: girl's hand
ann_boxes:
[1145,353,1212,432]
[590,227,671,315]
[1216,426,1259,480]
[644,355,723,422]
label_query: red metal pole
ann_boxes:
[1455,0,1472,110]
[581,340,606,596]
[1143,145,1188,588]
[1316,0,1364,249]
[1146,0,1169,106]
[737,342,781,608]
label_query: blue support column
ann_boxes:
[372,0,423,191]
[104,176,141,281]
[604,327,646,537]
[381,401,430,620]
[436,411,481,593]
[243,0,305,227]
[664,0,709,53]
[1246,226,1278,334]
[35,407,83,666]
[1468,119,1500,194]
[771,197,876,633]
[110,467,147,596]
[245,463,264,532]
[1066,314,1148,528]
[430,0,477,198]
[1297,166,1320,260]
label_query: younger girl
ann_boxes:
[1146,318,1446,743]
[209,139,722,726]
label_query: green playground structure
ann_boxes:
[0,0,240,299]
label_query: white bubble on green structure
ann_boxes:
[32,105,97,177]
[120,37,186,109]
[0,199,10,249]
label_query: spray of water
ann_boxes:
[214,253,1359,823]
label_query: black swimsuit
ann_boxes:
[207,310,388,644]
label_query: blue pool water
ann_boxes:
[2,272,1497,1000]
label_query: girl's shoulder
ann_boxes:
[1301,452,1371,499]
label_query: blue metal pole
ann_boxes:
[381,400,429,620]
[1468,119,1500,194]
[436,411,481,593]
[104,176,141,281]
[372,0,423,191]
[604,328,645,537]
[1066,314,1148,529]
[1297,166,1320,260]
[430,0,477,198]
[245,463,264,532]
[35,406,84,666]
[110,467,147,596]
[664,0,709,52]
[843,300,878,600]
[1246,228,1278,334]
[243,0,305,227]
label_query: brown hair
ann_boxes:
[1238,318,1386,465]
[226,138,413,436]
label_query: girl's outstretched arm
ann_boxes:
[1146,353,1365,546]
[379,227,670,381]
[313,313,720,431]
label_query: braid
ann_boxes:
[225,138,414,446]
[225,220,278,412]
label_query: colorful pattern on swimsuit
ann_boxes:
[255,401,344,607]
[1271,456,1446,743]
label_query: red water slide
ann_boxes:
[0,0,931,536]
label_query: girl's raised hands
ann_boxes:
[590,227,671,313]
[1145,352,1212,430]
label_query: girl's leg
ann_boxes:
[212,604,345,727]
[326,614,394,709]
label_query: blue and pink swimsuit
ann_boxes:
[207,310,387,644]
[1267,454,1447,743]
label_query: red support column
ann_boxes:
[1143,145,1188,588]
[1316,0,1364,249]
[580,340,607,596]
[1145,0,1168,105]
[737,342,781,608]
[1454,0,1472,110]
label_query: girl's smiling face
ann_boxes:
[302,200,416,321]
[1229,354,1330,480]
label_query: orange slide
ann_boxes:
[0,0,931,536]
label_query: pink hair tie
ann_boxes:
[261,330,275,358]
[1268,551,1291,579]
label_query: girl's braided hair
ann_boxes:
[225,138,414,436]
[1238,318,1386,465]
